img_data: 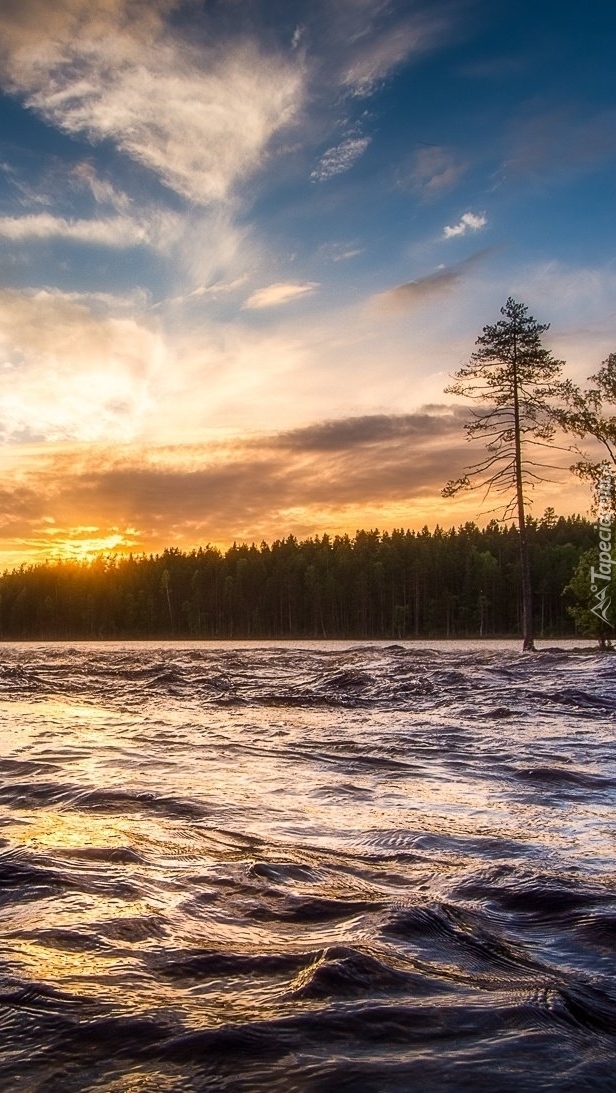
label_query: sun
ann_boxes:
[43,527,141,564]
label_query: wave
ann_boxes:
[0,640,614,1089]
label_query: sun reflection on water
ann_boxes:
[0,641,614,1090]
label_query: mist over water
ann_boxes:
[0,640,615,1091]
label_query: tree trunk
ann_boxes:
[512,332,535,651]
[517,513,534,651]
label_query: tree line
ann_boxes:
[1,297,613,645]
[0,514,596,640]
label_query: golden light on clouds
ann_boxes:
[0,414,593,571]
[42,529,140,563]
[0,0,610,569]
[243,282,320,309]
[0,287,160,444]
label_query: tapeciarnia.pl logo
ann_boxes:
[590,464,615,627]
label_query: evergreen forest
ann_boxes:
[0,512,597,640]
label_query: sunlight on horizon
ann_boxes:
[0,475,595,573]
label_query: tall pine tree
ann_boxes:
[443,298,568,650]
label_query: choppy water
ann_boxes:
[0,640,615,1092]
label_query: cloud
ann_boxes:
[318,241,363,262]
[0,212,160,248]
[398,145,467,198]
[162,208,253,299]
[311,136,370,181]
[0,0,457,229]
[0,0,304,205]
[194,277,249,298]
[443,211,487,239]
[332,247,362,262]
[243,282,320,310]
[69,161,131,211]
[372,248,493,312]
[0,397,584,568]
[340,12,450,96]
[0,287,162,443]
[274,409,469,452]
[0,204,184,255]
[0,407,477,558]
[163,277,248,308]
[0,155,136,229]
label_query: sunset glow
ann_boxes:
[0,1,613,567]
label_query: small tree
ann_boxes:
[554,353,616,513]
[443,297,568,651]
[564,548,615,650]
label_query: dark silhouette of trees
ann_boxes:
[443,298,569,651]
[0,515,596,641]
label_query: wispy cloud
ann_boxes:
[163,277,249,308]
[243,282,320,310]
[0,1,304,205]
[340,12,450,96]
[319,241,364,262]
[69,161,131,212]
[196,277,249,297]
[311,136,370,181]
[372,249,493,312]
[398,145,467,198]
[443,211,487,239]
[0,213,160,248]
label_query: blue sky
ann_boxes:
[0,0,614,563]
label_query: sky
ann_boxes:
[0,0,614,567]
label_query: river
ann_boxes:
[0,641,614,1091]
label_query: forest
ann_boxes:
[0,512,597,640]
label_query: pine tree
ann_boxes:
[443,298,568,651]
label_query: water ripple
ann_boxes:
[0,639,614,1089]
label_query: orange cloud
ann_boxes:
[0,409,590,569]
